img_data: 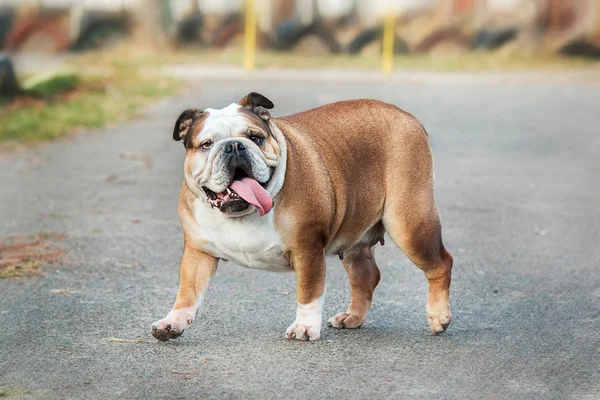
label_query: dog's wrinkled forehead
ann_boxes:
[186,103,269,148]
[201,103,247,138]
[173,92,274,148]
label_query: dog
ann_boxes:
[151,92,453,341]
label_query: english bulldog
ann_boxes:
[151,92,453,341]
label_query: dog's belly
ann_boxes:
[192,202,291,272]
[212,241,289,271]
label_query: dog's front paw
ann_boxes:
[152,320,184,341]
[327,312,365,329]
[426,301,451,335]
[285,323,321,341]
[151,307,195,342]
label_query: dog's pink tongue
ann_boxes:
[230,177,272,216]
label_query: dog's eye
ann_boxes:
[250,135,264,146]
[200,141,213,150]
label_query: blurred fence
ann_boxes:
[0,0,599,58]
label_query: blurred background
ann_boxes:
[2,0,600,146]
[1,0,600,58]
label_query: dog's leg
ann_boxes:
[285,248,326,341]
[151,246,218,341]
[384,207,453,334]
[328,246,380,329]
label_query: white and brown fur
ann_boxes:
[151,93,453,341]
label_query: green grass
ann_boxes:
[0,387,32,397]
[22,71,80,97]
[1,59,179,148]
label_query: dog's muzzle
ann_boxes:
[202,140,274,216]
[223,140,253,173]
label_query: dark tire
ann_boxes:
[274,18,341,53]
[471,28,518,50]
[71,19,127,52]
[274,18,298,50]
[0,10,15,48]
[559,40,600,59]
[0,54,21,99]
[176,14,203,46]
[347,27,408,55]
[311,24,342,54]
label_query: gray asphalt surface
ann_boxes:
[1,72,599,399]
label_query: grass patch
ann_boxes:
[0,387,32,397]
[0,232,67,278]
[21,71,80,97]
[1,57,180,148]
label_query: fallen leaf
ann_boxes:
[49,289,82,295]
[170,371,204,376]
[104,337,146,343]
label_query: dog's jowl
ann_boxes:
[151,92,453,342]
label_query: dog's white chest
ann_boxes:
[192,202,290,272]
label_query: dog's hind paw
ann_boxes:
[327,312,365,329]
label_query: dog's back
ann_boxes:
[273,99,435,252]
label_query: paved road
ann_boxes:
[1,72,599,399]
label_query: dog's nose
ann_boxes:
[225,141,246,154]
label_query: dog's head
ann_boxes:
[173,92,285,217]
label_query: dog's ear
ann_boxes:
[239,92,274,121]
[239,92,274,110]
[173,109,203,141]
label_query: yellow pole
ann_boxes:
[244,0,256,71]
[381,10,395,76]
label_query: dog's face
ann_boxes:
[173,93,282,217]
